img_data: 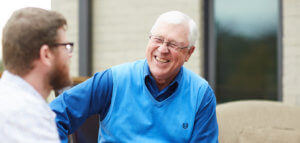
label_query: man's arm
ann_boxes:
[190,85,219,143]
[49,69,113,143]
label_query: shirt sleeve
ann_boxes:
[190,85,219,143]
[49,69,113,143]
[0,106,60,143]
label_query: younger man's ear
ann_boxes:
[39,44,55,66]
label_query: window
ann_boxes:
[204,0,282,103]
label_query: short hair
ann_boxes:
[2,7,67,75]
[150,11,198,48]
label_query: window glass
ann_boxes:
[214,0,279,103]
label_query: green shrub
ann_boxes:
[0,60,4,72]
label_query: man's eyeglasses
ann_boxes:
[50,42,74,53]
[149,35,189,51]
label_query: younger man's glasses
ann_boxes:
[50,42,74,53]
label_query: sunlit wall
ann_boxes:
[51,0,203,77]
[283,0,300,105]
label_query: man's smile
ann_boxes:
[154,56,170,63]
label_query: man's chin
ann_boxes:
[49,64,73,91]
[51,76,72,91]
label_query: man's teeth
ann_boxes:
[155,56,169,63]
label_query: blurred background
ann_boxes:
[0,0,299,105]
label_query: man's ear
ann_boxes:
[39,44,55,66]
[185,46,195,62]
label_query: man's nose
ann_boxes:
[157,42,169,53]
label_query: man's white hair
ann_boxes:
[150,11,198,48]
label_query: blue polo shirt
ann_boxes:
[50,60,218,143]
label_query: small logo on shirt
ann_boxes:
[182,123,188,129]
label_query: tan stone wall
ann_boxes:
[92,0,203,75]
[51,0,79,76]
[283,0,300,106]
[52,0,203,77]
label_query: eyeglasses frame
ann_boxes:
[49,42,74,53]
[149,35,189,51]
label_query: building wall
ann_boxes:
[283,0,300,106]
[52,0,203,77]
[92,0,203,75]
[51,0,79,76]
[51,0,300,106]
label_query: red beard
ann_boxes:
[49,58,72,90]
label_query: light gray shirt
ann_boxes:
[0,71,60,143]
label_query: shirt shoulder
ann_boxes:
[181,66,209,88]
[0,84,60,142]
[0,80,55,119]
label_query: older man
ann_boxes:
[0,7,73,142]
[50,11,218,142]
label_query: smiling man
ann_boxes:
[0,7,73,142]
[50,11,219,143]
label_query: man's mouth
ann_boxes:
[155,56,169,63]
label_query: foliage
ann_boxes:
[215,22,278,103]
[0,60,4,72]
